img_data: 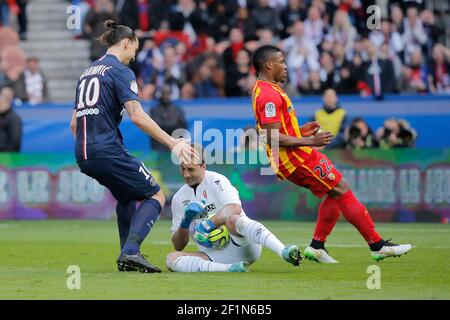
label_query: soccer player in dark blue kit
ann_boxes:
[70,20,196,273]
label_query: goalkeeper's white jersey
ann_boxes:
[170,170,242,234]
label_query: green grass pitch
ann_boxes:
[0,220,449,299]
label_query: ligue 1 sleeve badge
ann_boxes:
[130,80,138,94]
[265,102,276,118]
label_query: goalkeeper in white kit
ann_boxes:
[166,146,301,273]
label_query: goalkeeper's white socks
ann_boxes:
[235,215,285,257]
[171,255,232,272]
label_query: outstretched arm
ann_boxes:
[261,122,333,148]
[208,203,242,227]
[172,228,190,251]
[124,100,177,149]
[124,100,199,163]
[70,110,77,138]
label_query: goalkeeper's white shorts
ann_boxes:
[199,234,262,265]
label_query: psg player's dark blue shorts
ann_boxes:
[77,154,161,203]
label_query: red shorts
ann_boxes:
[286,149,342,198]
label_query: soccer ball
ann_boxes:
[208,225,230,249]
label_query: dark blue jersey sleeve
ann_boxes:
[114,68,139,105]
[74,79,80,109]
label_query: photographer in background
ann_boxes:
[344,117,377,150]
[376,118,418,149]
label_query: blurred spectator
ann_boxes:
[231,5,257,42]
[420,9,443,54]
[369,19,403,57]
[137,38,163,96]
[360,41,396,98]
[319,51,334,89]
[0,0,19,28]
[282,20,319,91]
[222,28,245,69]
[390,4,405,43]
[115,0,139,31]
[208,1,234,42]
[148,0,172,30]
[0,45,27,101]
[344,117,377,150]
[376,118,418,149]
[141,45,186,100]
[379,41,403,81]
[402,6,427,64]
[279,0,307,39]
[257,28,276,46]
[399,48,428,93]
[24,57,47,104]
[303,5,325,47]
[173,0,205,44]
[192,58,221,98]
[148,84,187,151]
[0,86,21,152]
[83,0,119,61]
[16,0,26,40]
[328,10,357,52]
[299,70,325,95]
[428,44,450,94]
[331,43,357,94]
[251,0,280,35]
[312,89,348,148]
[225,48,254,97]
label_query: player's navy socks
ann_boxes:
[122,198,162,255]
[116,201,136,250]
[310,239,325,250]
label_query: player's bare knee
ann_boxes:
[226,215,239,235]
[166,251,183,270]
[152,190,165,208]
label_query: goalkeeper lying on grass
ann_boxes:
[166,146,301,273]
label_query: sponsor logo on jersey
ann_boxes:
[327,172,336,181]
[265,102,276,118]
[214,180,223,192]
[149,176,157,186]
[204,203,216,214]
[76,108,100,118]
[182,200,190,207]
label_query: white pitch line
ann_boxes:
[146,241,448,249]
[270,227,450,233]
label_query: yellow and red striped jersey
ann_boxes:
[251,79,313,180]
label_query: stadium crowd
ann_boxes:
[75,0,450,100]
[2,0,447,151]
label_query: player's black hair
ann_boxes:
[251,45,281,75]
[98,20,137,47]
